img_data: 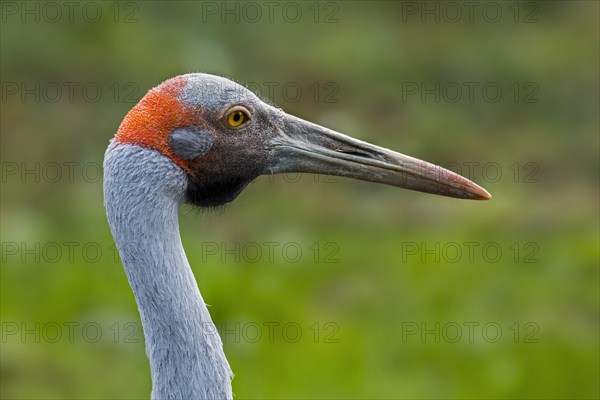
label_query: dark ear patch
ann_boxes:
[169,126,213,160]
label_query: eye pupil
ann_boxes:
[226,108,248,128]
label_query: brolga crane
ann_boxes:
[104,73,491,400]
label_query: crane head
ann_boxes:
[114,73,491,207]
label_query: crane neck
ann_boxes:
[103,142,233,400]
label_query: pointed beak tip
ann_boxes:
[474,187,492,201]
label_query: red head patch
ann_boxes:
[114,76,201,173]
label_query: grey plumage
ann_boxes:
[104,143,233,400]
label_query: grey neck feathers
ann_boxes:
[104,143,233,400]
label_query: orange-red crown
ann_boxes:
[114,76,201,173]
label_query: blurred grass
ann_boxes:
[1,1,598,399]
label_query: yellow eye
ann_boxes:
[226,109,248,128]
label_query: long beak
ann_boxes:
[266,113,491,200]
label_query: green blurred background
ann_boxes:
[1,1,598,399]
